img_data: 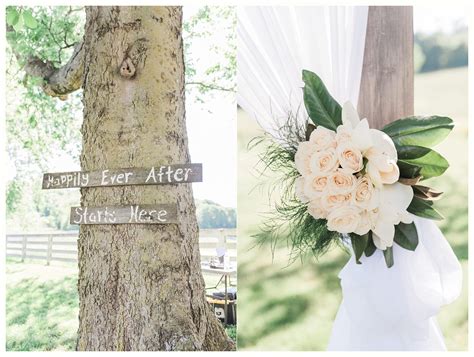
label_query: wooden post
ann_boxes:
[46,235,53,265]
[358,6,414,128]
[21,235,26,262]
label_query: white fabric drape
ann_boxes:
[237,5,462,351]
[238,6,368,139]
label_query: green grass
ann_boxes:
[237,67,468,351]
[6,260,236,351]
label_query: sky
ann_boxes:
[414,6,468,34]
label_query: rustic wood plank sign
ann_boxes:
[43,163,202,189]
[70,204,177,225]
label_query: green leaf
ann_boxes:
[382,116,454,147]
[302,70,342,131]
[28,116,38,128]
[393,222,418,251]
[413,185,443,201]
[407,196,444,220]
[12,12,24,32]
[350,233,369,264]
[397,145,449,180]
[6,8,20,26]
[397,160,422,179]
[364,232,377,257]
[383,247,394,268]
[22,11,38,29]
[396,145,431,160]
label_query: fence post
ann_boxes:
[46,235,53,265]
[21,235,26,262]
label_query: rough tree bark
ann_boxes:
[75,6,234,351]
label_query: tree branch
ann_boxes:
[7,24,84,100]
[185,81,235,93]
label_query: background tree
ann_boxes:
[6,5,236,231]
[6,6,234,351]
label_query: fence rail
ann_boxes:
[6,229,237,265]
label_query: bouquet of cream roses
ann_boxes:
[252,70,453,268]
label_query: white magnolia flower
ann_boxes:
[353,210,373,236]
[303,173,329,200]
[327,205,361,234]
[309,148,339,174]
[309,126,337,150]
[295,177,309,203]
[340,101,373,152]
[295,141,316,176]
[308,197,328,220]
[372,182,414,250]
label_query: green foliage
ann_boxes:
[302,70,342,131]
[397,145,449,180]
[382,116,454,147]
[196,199,236,229]
[249,111,342,263]
[350,232,368,264]
[393,222,418,251]
[408,196,444,221]
[183,6,236,101]
[415,27,468,73]
[383,247,394,268]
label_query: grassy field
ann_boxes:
[236,67,468,350]
[6,259,236,351]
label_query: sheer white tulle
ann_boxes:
[237,6,462,351]
[237,6,368,139]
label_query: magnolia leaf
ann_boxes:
[397,146,449,180]
[306,123,316,141]
[398,176,422,186]
[302,70,342,131]
[22,11,38,29]
[350,233,369,264]
[396,145,431,160]
[364,232,377,257]
[413,185,443,201]
[397,160,422,179]
[383,247,394,268]
[407,196,444,220]
[393,222,418,251]
[382,116,454,147]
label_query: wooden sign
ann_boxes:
[70,204,177,225]
[43,164,202,189]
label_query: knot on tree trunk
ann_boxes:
[120,57,136,78]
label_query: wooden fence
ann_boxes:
[5,229,237,265]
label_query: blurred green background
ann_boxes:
[236,66,468,350]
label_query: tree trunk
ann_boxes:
[77,6,234,351]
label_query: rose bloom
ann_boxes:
[320,192,352,211]
[353,209,377,235]
[295,177,309,203]
[352,175,378,210]
[337,142,363,173]
[309,148,339,174]
[295,141,316,176]
[327,168,356,194]
[303,173,328,200]
[307,197,327,220]
[309,126,337,151]
[326,206,361,234]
